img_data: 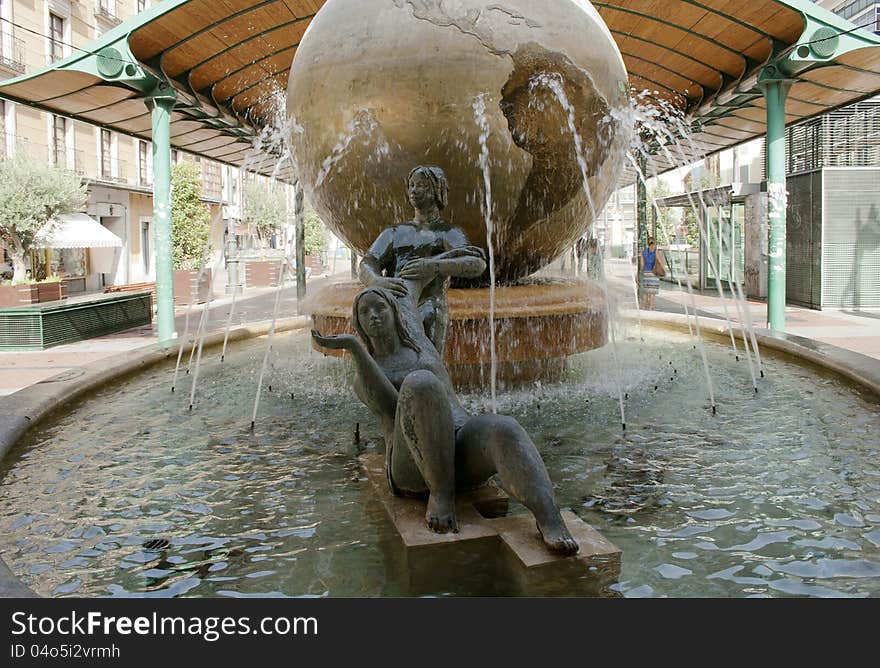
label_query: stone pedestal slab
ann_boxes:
[361,454,621,595]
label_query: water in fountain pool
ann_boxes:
[0,327,878,598]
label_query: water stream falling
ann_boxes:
[720,231,759,392]
[251,259,288,430]
[652,164,719,410]
[188,244,230,409]
[666,115,764,378]
[531,72,627,430]
[626,95,766,396]
[170,237,216,393]
[624,151,716,399]
[473,94,498,412]
[624,252,644,341]
[314,108,388,189]
[611,98,724,412]
[219,284,239,363]
[627,154,695,340]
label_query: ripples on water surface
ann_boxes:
[1,328,878,598]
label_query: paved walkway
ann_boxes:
[0,269,351,396]
[602,258,880,360]
[1,259,878,396]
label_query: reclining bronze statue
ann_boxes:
[312,165,578,554]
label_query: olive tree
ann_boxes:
[0,154,87,282]
[242,179,287,249]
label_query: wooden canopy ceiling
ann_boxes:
[1,0,879,184]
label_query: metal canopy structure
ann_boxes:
[2,0,880,342]
[0,0,325,182]
[1,1,879,177]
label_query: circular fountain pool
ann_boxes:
[1,327,878,598]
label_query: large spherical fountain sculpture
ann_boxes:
[289,0,633,383]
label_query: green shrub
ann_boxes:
[171,162,211,270]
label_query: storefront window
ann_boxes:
[50,248,87,278]
[29,248,87,281]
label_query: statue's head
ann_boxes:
[407,165,448,212]
[352,287,422,355]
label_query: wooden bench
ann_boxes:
[104,282,156,312]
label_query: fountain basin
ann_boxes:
[1,315,878,598]
[310,279,607,386]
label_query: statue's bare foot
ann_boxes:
[426,494,459,533]
[537,518,579,555]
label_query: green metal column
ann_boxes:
[763,80,790,331]
[147,86,177,347]
[294,181,306,302]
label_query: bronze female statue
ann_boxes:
[358,165,485,356]
[311,286,579,555]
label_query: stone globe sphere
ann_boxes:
[287,0,632,282]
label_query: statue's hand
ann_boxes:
[311,330,360,351]
[374,276,409,297]
[399,258,439,280]
[436,245,485,261]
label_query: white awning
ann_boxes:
[34,213,123,249]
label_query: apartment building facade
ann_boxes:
[0,0,242,292]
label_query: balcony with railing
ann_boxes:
[0,34,26,75]
[94,0,122,27]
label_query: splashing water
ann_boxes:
[631,99,764,381]
[531,72,627,430]
[619,91,771,406]
[315,108,388,189]
[624,151,718,409]
[473,94,498,413]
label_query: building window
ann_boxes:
[141,220,151,274]
[203,160,222,200]
[138,140,150,185]
[101,129,112,179]
[48,13,64,63]
[51,115,66,166]
[171,149,179,164]
[137,0,148,12]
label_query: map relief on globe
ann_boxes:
[287,0,634,283]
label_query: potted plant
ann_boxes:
[241,179,286,287]
[35,274,67,303]
[0,276,69,307]
[171,162,212,305]
[304,205,328,275]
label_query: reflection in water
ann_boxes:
[0,328,878,598]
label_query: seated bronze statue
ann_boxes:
[311,285,578,555]
[358,165,485,356]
